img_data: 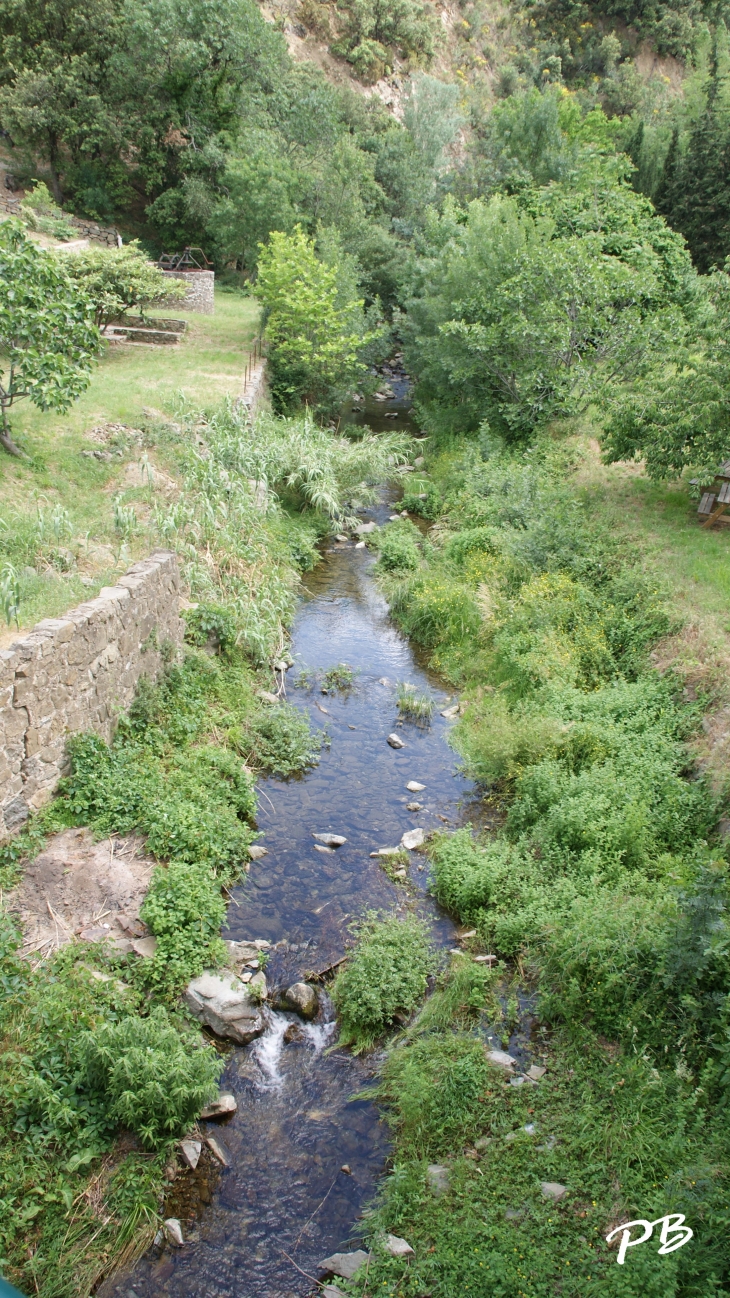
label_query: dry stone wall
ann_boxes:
[0,551,183,838]
[0,191,121,246]
[161,269,215,314]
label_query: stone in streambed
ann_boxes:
[163,1219,183,1248]
[387,733,405,748]
[406,801,423,811]
[206,1134,231,1167]
[355,522,377,534]
[314,844,335,854]
[184,971,266,1045]
[248,844,267,859]
[385,1234,415,1259]
[258,691,280,705]
[313,833,347,847]
[322,1289,346,1298]
[318,1251,370,1280]
[485,1048,517,1071]
[284,982,318,1019]
[427,1164,450,1196]
[406,781,425,792]
[131,936,157,958]
[179,1139,202,1170]
[441,703,460,719]
[199,1092,237,1120]
[401,828,425,850]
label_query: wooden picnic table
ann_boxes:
[697,461,730,526]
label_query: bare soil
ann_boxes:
[9,827,155,958]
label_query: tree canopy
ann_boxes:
[0,222,100,456]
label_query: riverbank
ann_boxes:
[0,401,413,1297]
[348,435,730,1297]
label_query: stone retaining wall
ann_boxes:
[161,269,215,314]
[0,191,121,246]
[0,551,183,838]
[236,359,268,419]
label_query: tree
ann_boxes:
[604,269,730,480]
[0,222,100,456]
[255,227,373,412]
[401,190,689,441]
[654,45,730,272]
[61,241,186,330]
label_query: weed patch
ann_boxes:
[331,912,436,1051]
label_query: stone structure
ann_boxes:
[161,269,215,314]
[0,551,183,838]
[235,357,268,418]
[0,190,121,246]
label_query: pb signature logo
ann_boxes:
[606,1214,693,1265]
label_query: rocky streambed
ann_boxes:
[106,409,486,1298]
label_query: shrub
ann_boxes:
[391,575,481,650]
[245,701,322,776]
[332,912,435,1050]
[78,1008,222,1148]
[538,890,674,1041]
[376,520,422,572]
[378,1034,494,1158]
[140,862,227,992]
[62,241,186,332]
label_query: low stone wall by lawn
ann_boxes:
[0,551,183,838]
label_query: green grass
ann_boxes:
[8,290,261,452]
[574,443,730,621]
[0,289,261,639]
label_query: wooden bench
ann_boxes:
[698,464,730,527]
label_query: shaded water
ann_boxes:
[111,402,479,1298]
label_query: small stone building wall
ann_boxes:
[161,269,215,315]
[0,551,183,839]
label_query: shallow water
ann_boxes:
[112,413,481,1298]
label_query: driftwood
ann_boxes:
[305,954,348,982]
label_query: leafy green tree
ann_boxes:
[61,241,186,330]
[604,268,730,480]
[0,222,100,456]
[401,190,689,441]
[0,0,122,203]
[332,0,436,81]
[255,227,374,411]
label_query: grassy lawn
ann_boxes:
[572,436,730,775]
[0,289,260,641]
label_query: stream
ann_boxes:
[108,387,482,1298]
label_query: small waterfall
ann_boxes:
[302,1018,337,1055]
[251,1010,290,1089]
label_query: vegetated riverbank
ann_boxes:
[345,436,730,1297]
[0,402,412,1298]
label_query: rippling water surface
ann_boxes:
[109,404,479,1298]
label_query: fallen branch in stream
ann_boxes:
[280,1250,320,1284]
[307,954,348,982]
[292,1173,338,1251]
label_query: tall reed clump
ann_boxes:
[152,402,412,662]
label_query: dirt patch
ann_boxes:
[9,827,156,958]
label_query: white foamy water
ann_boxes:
[302,1018,337,1054]
[251,1011,290,1089]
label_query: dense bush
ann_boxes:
[375,519,423,571]
[332,912,435,1050]
[78,1008,222,1148]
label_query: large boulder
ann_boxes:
[184,971,266,1044]
[284,982,318,1019]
